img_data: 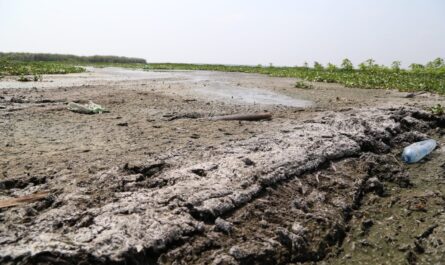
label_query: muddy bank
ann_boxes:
[1,68,445,264]
[1,105,444,264]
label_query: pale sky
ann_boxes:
[0,0,444,67]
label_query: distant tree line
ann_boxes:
[0,52,146,64]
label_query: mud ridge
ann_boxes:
[159,153,412,264]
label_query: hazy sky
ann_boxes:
[0,0,444,67]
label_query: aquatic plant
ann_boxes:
[144,58,445,94]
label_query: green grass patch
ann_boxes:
[294,80,313,89]
[144,61,445,94]
[430,104,444,115]
[0,60,85,76]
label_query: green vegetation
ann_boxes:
[0,52,148,77]
[17,74,30,82]
[1,52,444,94]
[145,58,445,94]
[0,52,147,77]
[77,62,147,69]
[16,73,43,82]
[0,60,85,76]
[0,52,146,64]
[294,80,313,89]
[430,104,444,115]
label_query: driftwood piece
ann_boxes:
[210,113,272,121]
[0,192,50,209]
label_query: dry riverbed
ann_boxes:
[0,68,444,264]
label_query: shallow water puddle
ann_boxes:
[193,82,313,107]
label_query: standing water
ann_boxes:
[192,82,313,107]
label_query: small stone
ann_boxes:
[215,217,233,234]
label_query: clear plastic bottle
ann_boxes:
[401,139,437,164]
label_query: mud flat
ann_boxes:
[1,68,444,264]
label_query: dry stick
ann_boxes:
[210,113,272,121]
[0,191,50,209]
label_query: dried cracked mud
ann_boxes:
[1,68,445,264]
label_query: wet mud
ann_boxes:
[1,68,445,264]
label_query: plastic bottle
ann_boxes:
[401,139,437,164]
